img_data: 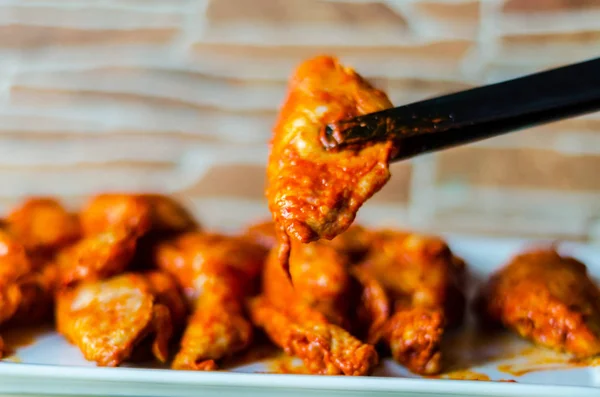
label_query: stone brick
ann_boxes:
[0,25,177,48]
[436,147,600,191]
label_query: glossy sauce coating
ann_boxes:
[6,198,80,255]
[249,296,378,376]
[266,56,394,274]
[55,272,183,367]
[0,231,31,325]
[361,231,466,375]
[262,241,353,328]
[56,230,138,287]
[477,249,600,358]
[155,232,266,370]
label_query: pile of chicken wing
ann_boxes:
[1,56,599,375]
[0,195,598,375]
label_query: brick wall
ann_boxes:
[0,0,598,242]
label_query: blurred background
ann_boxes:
[0,0,598,242]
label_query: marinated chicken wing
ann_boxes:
[56,272,183,367]
[155,232,266,370]
[348,266,390,345]
[249,296,378,376]
[263,240,353,328]
[56,230,137,287]
[266,56,395,274]
[0,230,31,282]
[80,194,152,237]
[253,230,386,375]
[140,194,198,233]
[6,198,80,256]
[328,225,374,263]
[8,261,58,326]
[171,280,252,370]
[477,249,600,358]
[0,230,31,323]
[361,231,466,375]
[81,194,197,237]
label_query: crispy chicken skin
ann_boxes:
[266,56,394,274]
[362,231,466,375]
[477,249,600,358]
[155,232,266,370]
[56,272,183,367]
[6,198,80,255]
[249,296,378,376]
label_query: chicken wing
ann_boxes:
[56,230,137,287]
[6,198,81,256]
[249,296,378,376]
[80,194,152,237]
[140,194,198,233]
[171,280,252,370]
[262,240,353,328]
[56,272,183,367]
[477,249,600,358]
[81,194,197,237]
[155,232,266,370]
[0,230,31,323]
[361,231,466,375]
[7,261,58,326]
[328,225,374,264]
[348,266,390,346]
[266,56,394,274]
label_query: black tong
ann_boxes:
[322,57,600,162]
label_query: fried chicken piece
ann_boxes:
[0,231,31,324]
[266,56,395,274]
[80,194,152,237]
[249,296,378,376]
[140,194,198,233]
[56,272,181,367]
[362,231,466,375]
[263,241,353,328]
[142,271,188,331]
[171,280,252,370]
[477,249,600,358]
[7,261,59,326]
[0,230,32,283]
[81,194,197,237]
[6,198,80,255]
[328,225,374,263]
[348,266,390,345]
[256,221,388,341]
[0,283,21,326]
[155,232,266,370]
[56,230,137,287]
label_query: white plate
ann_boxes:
[1,235,599,397]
